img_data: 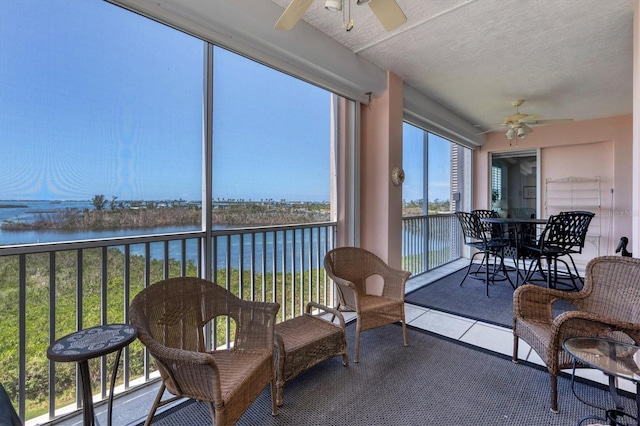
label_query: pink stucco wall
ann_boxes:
[360,72,404,270]
[473,114,633,261]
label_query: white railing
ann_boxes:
[402,213,462,275]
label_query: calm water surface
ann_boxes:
[0,201,329,271]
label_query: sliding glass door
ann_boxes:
[490,149,539,218]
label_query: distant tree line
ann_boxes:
[402,198,451,216]
[91,195,191,211]
[1,195,330,231]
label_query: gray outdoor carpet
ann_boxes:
[135,324,634,426]
[405,266,580,328]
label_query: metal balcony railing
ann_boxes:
[402,213,462,275]
[1,216,459,424]
[0,222,336,424]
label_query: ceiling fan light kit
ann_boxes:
[477,99,573,145]
[275,0,406,32]
[517,124,531,138]
[325,0,342,12]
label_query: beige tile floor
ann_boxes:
[42,259,636,425]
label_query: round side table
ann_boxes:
[563,337,640,426]
[47,324,138,426]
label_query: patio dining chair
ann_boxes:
[129,277,280,426]
[324,247,410,363]
[558,210,595,282]
[455,211,514,296]
[522,211,594,290]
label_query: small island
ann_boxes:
[0,195,330,231]
[0,204,29,209]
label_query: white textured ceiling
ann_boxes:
[269,0,635,131]
[115,0,635,133]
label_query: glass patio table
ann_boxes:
[563,337,640,426]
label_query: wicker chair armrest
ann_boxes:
[331,275,358,296]
[331,275,357,292]
[378,268,411,300]
[306,301,346,330]
[553,311,640,341]
[145,338,222,402]
[514,284,587,320]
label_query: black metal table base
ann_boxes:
[571,359,639,426]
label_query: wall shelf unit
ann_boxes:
[544,176,601,254]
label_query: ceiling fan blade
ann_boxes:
[368,0,407,31]
[274,0,313,31]
[474,123,505,127]
[517,113,542,121]
[524,118,574,125]
[476,126,506,136]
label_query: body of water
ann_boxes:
[0,201,332,273]
[0,200,198,246]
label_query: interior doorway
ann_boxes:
[490,149,538,218]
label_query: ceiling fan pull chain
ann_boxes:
[345,0,355,31]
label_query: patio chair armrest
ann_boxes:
[146,340,223,402]
[513,284,587,321]
[329,274,357,291]
[380,268,411,299]
[306,301,346,329]
[553,311,640,343]
[330,276,359,308]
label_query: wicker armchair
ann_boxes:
[513,256,640,413]
[324,247,411,362]
[130,277,280,426]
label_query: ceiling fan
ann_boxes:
[476,99,574,142]
[274,0,407,32]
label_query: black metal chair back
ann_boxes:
[558,210,595,254]
[471,209,503,239]
[537,214,577,253]
[456,211,487,248]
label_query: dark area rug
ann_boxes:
[405,266,580,328]
[138,324,634,426]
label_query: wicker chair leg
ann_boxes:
[402,319,409,347]
[208,401,217,425]
[276,378,284,407]
[144,383,166,426]
[354,326,361,363]
[512,335,519,363]
[550,374,559,413]
[270,377,279,416]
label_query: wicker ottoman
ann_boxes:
[274,301,348,406]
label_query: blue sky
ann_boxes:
[0,0,448,203]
